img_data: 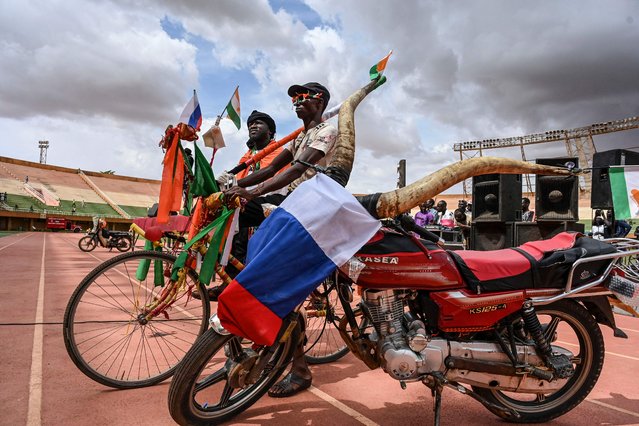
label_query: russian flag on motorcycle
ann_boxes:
[218,174,381,346]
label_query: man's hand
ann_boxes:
[216,171,235,190]
[224,186,255,202]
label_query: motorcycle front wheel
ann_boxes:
[168,326,299,426]
[115,236,133,252]
[472,299,604,423]
[78,235,97,252]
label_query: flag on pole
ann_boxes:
[369,50,393,80]
[179,90,203,130]
[225,86,241,130]
[218,174,381,346]
[610,165,639,219]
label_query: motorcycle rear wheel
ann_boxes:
[168,326,299,426]
[472,299,604,423]
[78,235,97,252]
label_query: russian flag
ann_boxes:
[218,174,381,346]
[179,90,202,130]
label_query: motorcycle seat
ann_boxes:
[449,232,616,293]
[109,231,131,237]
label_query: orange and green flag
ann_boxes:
[369,50,393,80]
[225,86,241,130]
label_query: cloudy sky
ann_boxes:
[1,0,638,195]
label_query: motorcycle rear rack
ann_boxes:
[530,238,639,305]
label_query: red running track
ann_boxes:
[1,232,638,425]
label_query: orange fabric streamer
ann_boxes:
[188,200,205,241]
[235,141,290,180]
[157,130,185,223]
[243,126,303,168]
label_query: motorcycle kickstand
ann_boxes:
[423,374,444,426]
[427,372,521,422]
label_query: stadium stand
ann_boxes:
[0,156,161,231]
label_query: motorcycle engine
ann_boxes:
[362,289,447,381]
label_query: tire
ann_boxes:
[63,251,210,389]
[78,235,97,252]
[304,282,350,364]
[168,326,299,425]
[472,299,605,423]
[115,236,132,252]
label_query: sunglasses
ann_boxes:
[291,91,323,105]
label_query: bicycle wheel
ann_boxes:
[78,236,97,252]
[304,280,350,364]
[63,250,210,389]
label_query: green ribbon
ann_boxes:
[171,207,234,285]
[191,142,219,197]
[136,239,165,286]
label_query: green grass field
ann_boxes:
[0,231,21,238]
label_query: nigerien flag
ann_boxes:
[225,86,241,130]
[218,174,381,346]
[610,165,639,219]
[369,50,393,80]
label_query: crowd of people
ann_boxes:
[591,209,632,240]
[412,196,635,246]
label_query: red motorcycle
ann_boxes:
[168,218,638,425]
[166,80,638,425]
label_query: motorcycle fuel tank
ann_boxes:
[354,229,464,290]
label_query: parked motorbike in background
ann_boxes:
[78,228,132,252]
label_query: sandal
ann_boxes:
[268,372,312,398]
[191,285,225,301]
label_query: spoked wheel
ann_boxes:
[472,299,605,423]
[303,280,350,364]
[116,236,133,252]
[168,326,299,426]
[78,236,97,252]
[63,250,210,388]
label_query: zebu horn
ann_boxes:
[375,157,574,219]
[326,80,379,186]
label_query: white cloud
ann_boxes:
[1,0,638,195]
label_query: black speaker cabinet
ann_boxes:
[514,222,586,246]
[469,222,514,251]
[591,149,639,210]
[471,174,522,222]
[535,157,579,222]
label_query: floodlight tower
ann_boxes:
[39,140,49,164]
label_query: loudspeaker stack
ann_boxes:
[469,174,521,250]
[514,157,584,245]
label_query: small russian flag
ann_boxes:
[218,174,381,346]
[179,90,202,131]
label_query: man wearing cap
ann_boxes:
[224,82,337,398]
[225,82,337,227]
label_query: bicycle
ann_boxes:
[64,220,349,389]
